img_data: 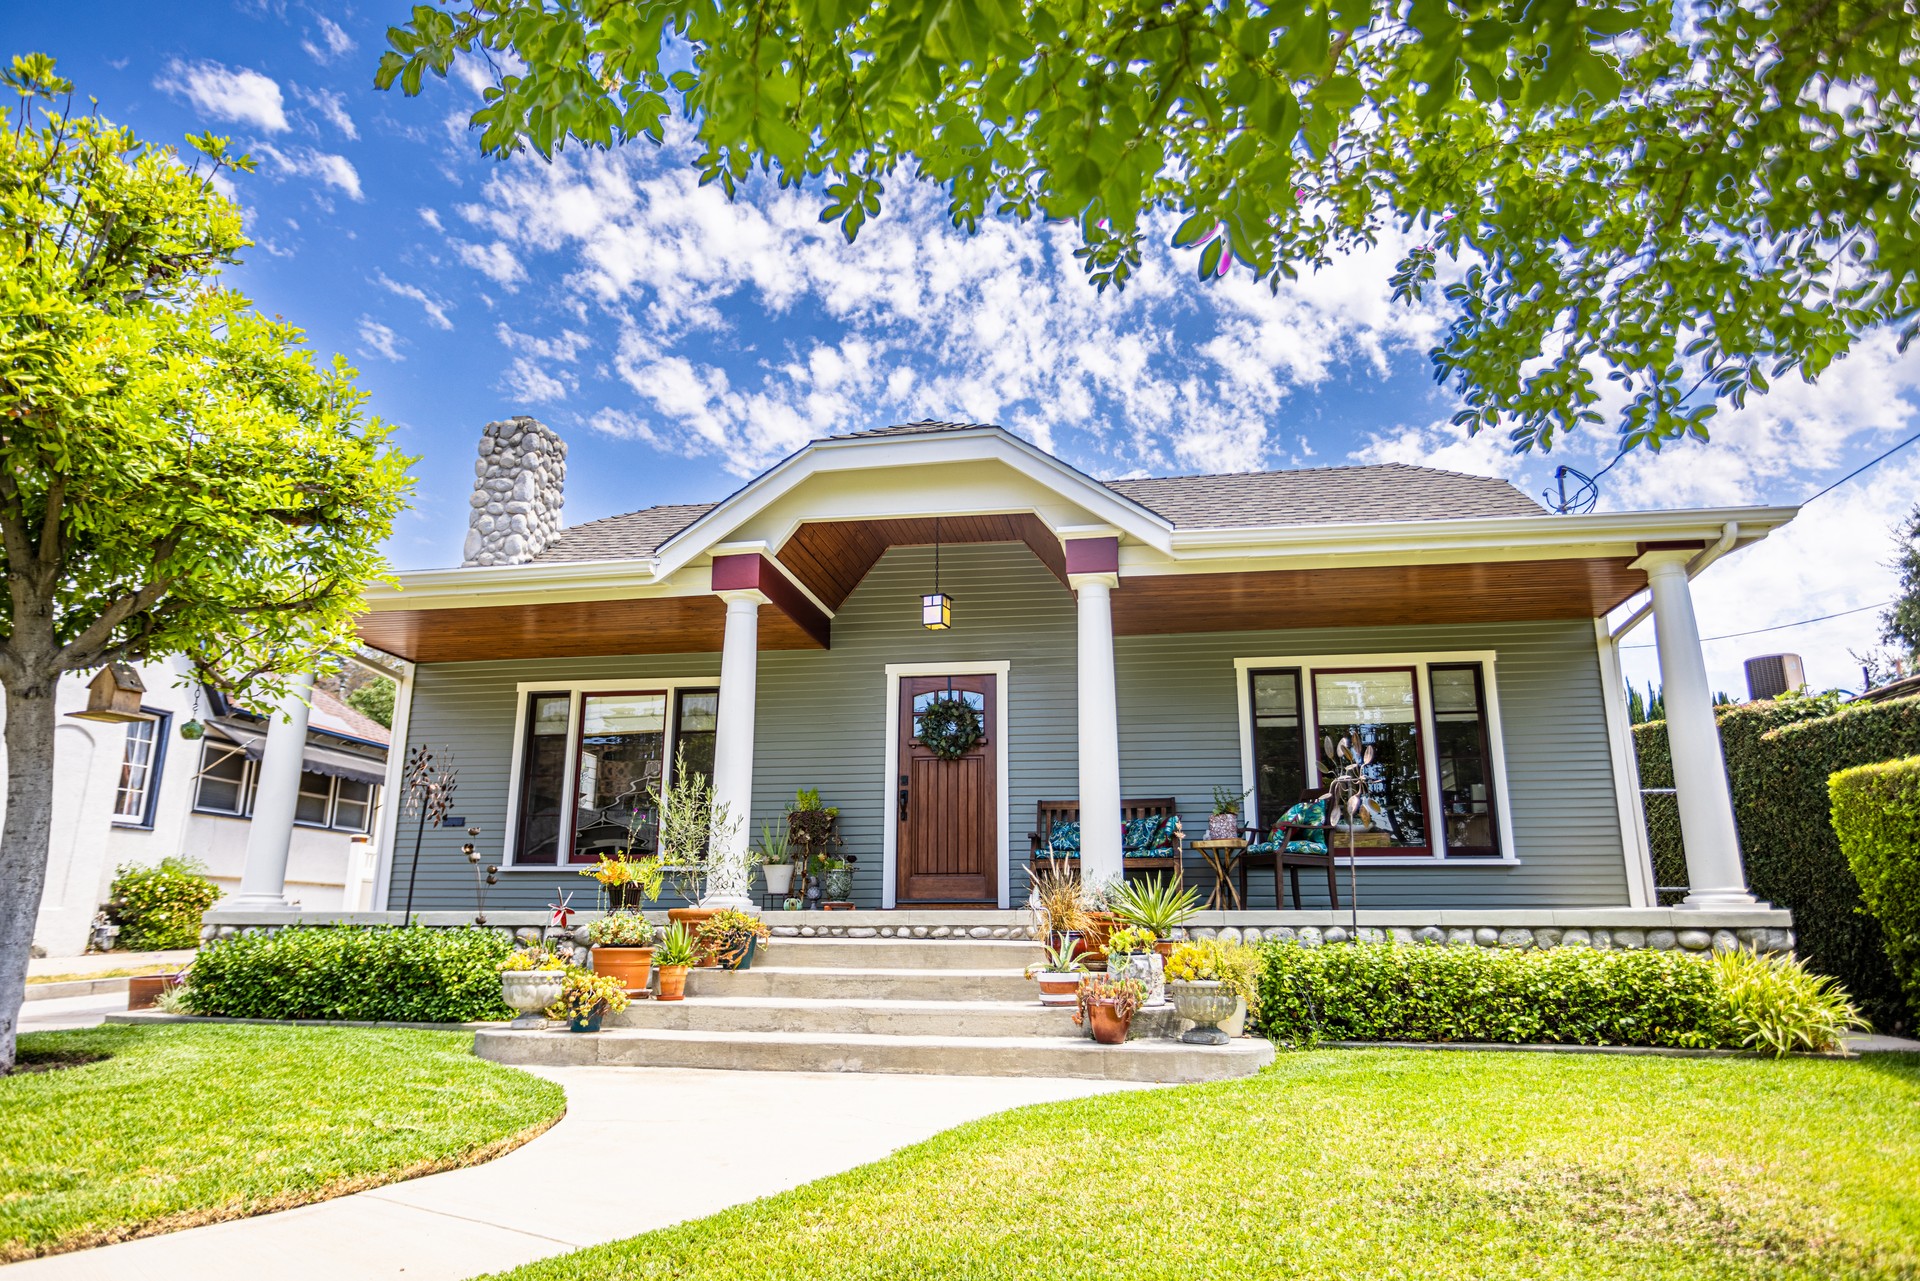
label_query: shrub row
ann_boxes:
[184,925,514,1023]
[108,858,221,951]
[1634,693,1920,1030]
[1252,941,1862,1053]
[1831,756,1920,1022]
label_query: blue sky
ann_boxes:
[11,3,1920,695]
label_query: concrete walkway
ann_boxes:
[5,1066,1140,1280]
[27,951,194,979]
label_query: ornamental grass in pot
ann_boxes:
[1023,936,1090,1007]
[1075,974,1147,1045]
[588,911,657,994]
[551,968,630,1033]
[695,908,770,971]
[653,922,698,1001]
[499,944,569,1028]
[1109,874,1203,960]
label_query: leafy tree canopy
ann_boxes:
[379,0,1919,460]
[1882,503,1920,658]
[346,675,398,727]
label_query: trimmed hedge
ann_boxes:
[1634,693,1920,1030]
[108,858,222,951]
[1831,757,1920,1021]
[184,926,514,1023]
[1255,942,1724,1048]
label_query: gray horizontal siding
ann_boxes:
[389,547,1629,912]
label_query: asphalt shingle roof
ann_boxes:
[529,421,1543,563]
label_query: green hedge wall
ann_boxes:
[1633,694,1920,1030]
[1830,757,1920,1022]
[185,926,514,1023]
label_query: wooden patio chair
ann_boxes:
[1239,789,1339,910]
[1027,798,1185,889]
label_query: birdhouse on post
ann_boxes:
[70,664,152,724]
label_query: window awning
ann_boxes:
[209,718,388,786]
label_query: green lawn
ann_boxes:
[0,1024,564,1262]
[496,1049,1920,1281]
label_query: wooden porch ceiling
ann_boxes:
[776,514,1069,610]
[1109,557,1648,635]
[354,595,822,664]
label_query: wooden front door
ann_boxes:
[897,674,998,904]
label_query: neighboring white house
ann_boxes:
[26,655,389,958]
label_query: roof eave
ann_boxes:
[363,557,669,610]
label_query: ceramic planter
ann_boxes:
[763,863,795,895]
[1034,972,1083,1006]
[712,936,759,971]
[1087,999,1133,1045]
[500,970,564,1028]
[590,945,654,995]
[1107,950,1166,1006]
[1222,996,1249,1038]
[568,1011,605,1033]
[822,866,854,902]
[656,964,690,1001]
[1207,813,1240,840]
[1169,979,1238,1045]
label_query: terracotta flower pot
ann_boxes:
[1087,999,1133,1045]
[822,902,854,911]
[668,908,720,965]
[1077,912,1116,965]
[1035,973,1082,1006]
[656,964,690,1001]
[1151,938,1174,962]
[127,973,184,1011]
[591,946,654,995]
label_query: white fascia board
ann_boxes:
[362,558,681,611]
[651,427,1175,577]
[1153,505,1798,569]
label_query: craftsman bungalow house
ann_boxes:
[218,416,1794,931]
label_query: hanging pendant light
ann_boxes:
[921,516,953,630]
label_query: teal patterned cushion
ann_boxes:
[1246,837,1334,857]
[1280,799,1328,829]
[1046,820,1081,853]
[1121,815,1170,852]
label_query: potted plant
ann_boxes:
[1026,855,1090,957]
[821,855,857,908]
[1023,936,1088,1006]
[499,944,568,1028]
[652,746,741,944]
[1103,925,1166,1006]
[782,896,803,911]
[1074,974,1147,1045]
[758,822,795,897]
[551,968,630,1033]
[787,787,841,902]
[1208,785,1250,839]
[587,910,657,994]
[1109,874,1204,959]
[1164,942,1241,1045]
[653,922,698,1001]
[695,908,771,970]
[579,850,665,912]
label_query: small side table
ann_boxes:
[1191,839,1247,911]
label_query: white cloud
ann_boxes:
[500,358,573,404]
[420,207,444,232]
[449,144,1450,478]
[255,144,363,200]
[497,324,592,362]
[302,15,356,64]
[375,271,453,330]
[155,59,288,132]
[356,317,405,361]
[295,86,357,140]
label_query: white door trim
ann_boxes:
[881,661,1013,909]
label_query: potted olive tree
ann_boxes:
[588,911,656,994]
[653,746,741,946]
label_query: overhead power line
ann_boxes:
[1621,600,1893,648]
[1800,428,1920,506]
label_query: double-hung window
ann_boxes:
[193,739,255,815]
[507,684,721,866]
[1241,653,1508,860]
[293,771,380,833]
[112,713,166,826]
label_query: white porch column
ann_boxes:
[704,592,761,909]
[230,672,315,909]
[1073,573,1124,888]
[1634,551,1755,907]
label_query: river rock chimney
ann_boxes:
[463,416,566,567]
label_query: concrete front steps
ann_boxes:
[473,934,1273,1083]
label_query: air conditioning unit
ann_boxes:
[1744,654,1805,702]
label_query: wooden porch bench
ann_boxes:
[1026,797,1186,888]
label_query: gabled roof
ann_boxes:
[529,422,1542,564]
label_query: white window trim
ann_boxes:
[191,739,256,818]
[291,773,379,834]
[1232,650,1518,866]
[111,713,165,827]
[500,677,721,869]
[880,661,1013,909]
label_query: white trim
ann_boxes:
[1595,618,1657,907]
[880,660,1013,910]
[499,677,721,868]
[369,659,415,910]
[1232,650,1517,866]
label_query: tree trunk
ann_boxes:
[0,680,59,1073]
